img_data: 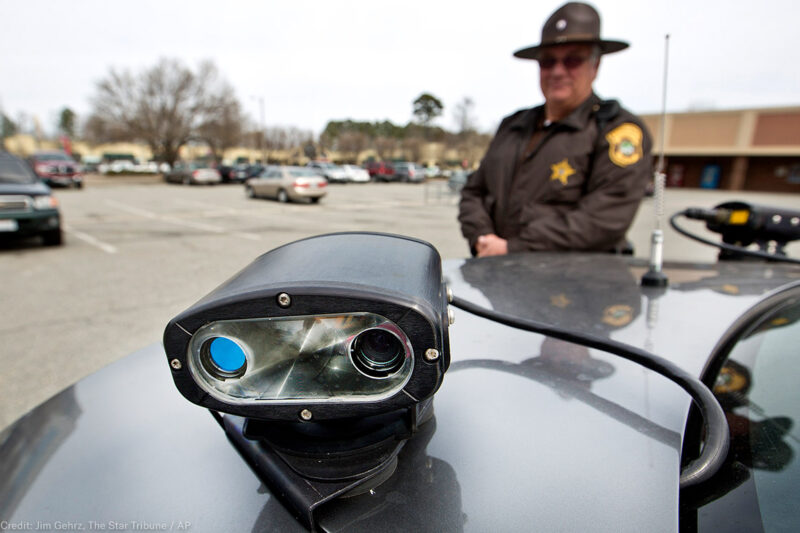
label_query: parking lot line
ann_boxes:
[104,199,261,241]
[172,198,239,212]
[62,225,118,254]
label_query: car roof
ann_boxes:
[3,253,797,530]
[31,151,69,156]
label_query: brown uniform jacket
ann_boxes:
[458,93,653,254]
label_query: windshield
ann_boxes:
[696,290,800,530]
[0,157,37,183]
[290,168,319,178]
[34,153,73,162]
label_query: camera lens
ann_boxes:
[351,328,406,378]
[201,336,247,379]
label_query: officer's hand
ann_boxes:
[476,234,508,257]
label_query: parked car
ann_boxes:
[0,151,62,245]
[365,160,395,181]
[341,164,371,183]
[245,166,327,203]
[247,164,267,179]
[448,169,470,192]
[215,164,236,183]
[392,162,428,183]
[106,160,136,173]
[164,162,222,185]
[220,163,247,183]
[27,151,83,189]
[81,155,102,173]
[425,165,441,179]
[306,161,348,183]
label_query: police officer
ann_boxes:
[459,2,653,257]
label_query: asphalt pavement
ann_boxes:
[1,175,798,431]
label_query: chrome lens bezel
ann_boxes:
[186,312,414,405]
[349,326,408,379]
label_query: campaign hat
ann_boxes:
[514,2,629,59]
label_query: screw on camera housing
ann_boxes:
[277,293,292,308]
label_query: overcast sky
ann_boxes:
[2,0,799,136]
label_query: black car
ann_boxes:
[2,219,799,530]
[0,152,62,246]
[246,164,266,179]
[215,164,236,183]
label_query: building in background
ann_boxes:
[641,105,800,192]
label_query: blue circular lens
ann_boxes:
[209,337,247,373]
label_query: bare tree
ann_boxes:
[453,97,477,134]
[262,127,285,151]
[261,126,315,162]
[88,58,243,165]
[14,112,33,135]
[287,127,315,150]
[373,136,398,160]
[1,113,18,150]
[337,131,369,162]
[82,114,129,144]
[401,136,423,163]
[196,92,244,162]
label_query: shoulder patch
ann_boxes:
[605,123,643,167]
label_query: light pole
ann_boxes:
[251,96,266,164]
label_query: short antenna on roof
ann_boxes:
[641,34,670,287]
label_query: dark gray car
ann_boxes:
[164,162,222,185]
[392,162,427,183]
[2,239,799,530]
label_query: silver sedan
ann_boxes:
[245,166,328,203]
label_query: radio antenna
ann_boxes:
[641,34,670,287]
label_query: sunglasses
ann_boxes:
[538,55,591,70]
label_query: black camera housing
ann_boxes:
[163,232,450,422]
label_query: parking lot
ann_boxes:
[1,176,798,431]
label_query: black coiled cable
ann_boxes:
[669,210,800,265]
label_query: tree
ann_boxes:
[14,112,32,135]
[412,93,444,126]
[453,97,477,134]
[82,114,128,145]
[303,141,317,160]
[337,131,369,162]
[1,113,17,149]
[58,108,77,138]
[256,126,315,161]
[401,136,423,162]
[373,136,398,160]
[88,58,243,165]
[196,95,244,162]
